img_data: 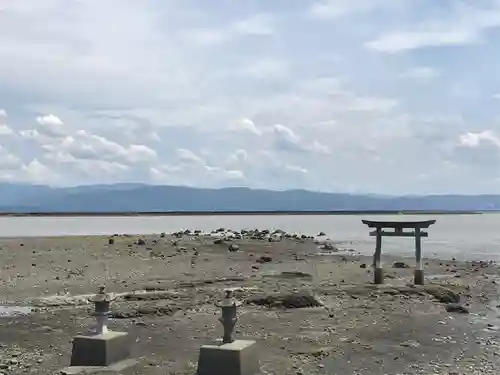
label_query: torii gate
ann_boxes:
[361,219,436,285]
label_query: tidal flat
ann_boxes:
[0,229,499,375]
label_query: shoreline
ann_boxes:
[0,209,484,217]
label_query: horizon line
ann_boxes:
[0,182,498,197]
[0,210,485,217]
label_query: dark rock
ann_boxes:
[320,243,337,251]
[424,286,461,304]
[263,271,313,279]
[246,292,322,309]
[228,243,239,252]
[256,255,272,263]
[392,262,410,269]
[278,271,312,279]
[137,238,146,246]
[445,303,469,314]
[111,305,180,318]
[108,238,115,245]
[360,264,367,268]
[213,238,224,245]
[317,232,326,236]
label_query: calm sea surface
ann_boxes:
[0,214,499,261]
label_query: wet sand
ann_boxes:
[0,229,499,375]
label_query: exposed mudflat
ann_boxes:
[0,229,499,375]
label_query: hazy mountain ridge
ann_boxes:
[0,183,499,212]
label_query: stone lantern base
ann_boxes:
[61,331,136,374]
[197,339,260,375]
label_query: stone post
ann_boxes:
[197,289,260,375]
[374,229,384,284]
[64,286,136,373]
[414,229,424,285]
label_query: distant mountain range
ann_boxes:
[0,183,499,213]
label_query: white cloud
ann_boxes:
[367,31,474,53]
[0,124,14,136]
[285,164,308,174]
[229,118,262,136]
[0,146,23,170]
[309,0,392,18]
[41,130,158,165]
[204,166,246,181]
[238,59,290,79]
[232,14,274,36]
[310,140,331,155]
[367,2,500,53]
[272,124,330,155]
[273,124,300,147]
[22,159,60,184]
[176,148,205,165]
[459,131,500,148]
[451,130,500,167]
[1,158,62,185]
[37,114,63,126]
[225,149,249,166]
[400,66,440,80]
[182,13,274,45]
[0,110,14,136]
[34,114,66,137]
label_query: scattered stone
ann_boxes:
[228,243,239,252]
[262,271,313,280]
[137,238,146,246]
[400,340,420,348]
[111,304,181,318]
[392,262,410,269]
[213,238,224,245]
[320,243,337,251]
[445,303,470,314]
[360,264,367,268]
[256,255,272,263]
[424,286,461,304]
[246,292,322,309]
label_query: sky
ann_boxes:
[0,0,500,194]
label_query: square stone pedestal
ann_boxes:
[197,340,260,375]
[61,331,136,374]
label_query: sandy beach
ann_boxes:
[0,228,499,375]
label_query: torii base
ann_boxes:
[61,331,136,374]
[197,339,260,375]
[374,267,384,284]
[414,269,425,285]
